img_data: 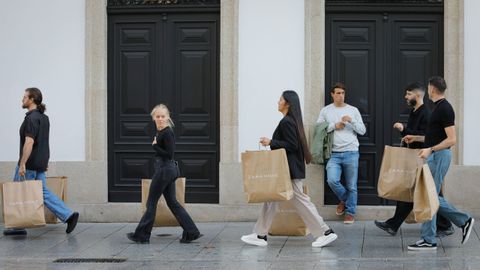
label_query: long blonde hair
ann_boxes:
[150,104,175,127]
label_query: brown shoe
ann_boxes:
[336,201,345,216]
[344,214,355,224]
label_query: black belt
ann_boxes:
[155,159,177,165]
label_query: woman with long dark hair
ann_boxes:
[241,90,338,247]
[127,104,202,244]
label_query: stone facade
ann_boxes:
[2,0,478,223]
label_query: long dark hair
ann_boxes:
[25,87,46,113]
[282,90,312,164]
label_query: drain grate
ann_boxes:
[53,258,127,263]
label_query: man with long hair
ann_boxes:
[318,83,366,224]
[3,88,79,236]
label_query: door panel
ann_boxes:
[388,16,443,146]
[108,9,220,203]
[325,6,443,205]
[168,15,219,202]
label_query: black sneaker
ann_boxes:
[126,232,150,244]
[180,232,204,243]
[66,212,79,234]
[407,239,437,251]
[374,220,397,236]
[3,228,27,236]
[436,226,455,238]
[461,217,474,244]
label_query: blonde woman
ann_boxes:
[127,104,202,244]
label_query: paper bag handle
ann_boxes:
[399,138,410,149]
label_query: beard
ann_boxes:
[22,103,28,109]
[407,99,417,107]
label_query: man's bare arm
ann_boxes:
[18,137,34,176]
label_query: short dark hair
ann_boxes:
[330,82,346,93]
[428,76,447,93]
[405,82,425,93]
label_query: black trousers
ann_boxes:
[386,193,452,231]
[134,159,199,240]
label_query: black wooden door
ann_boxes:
[325,1,443,205]
[107,4,220,203]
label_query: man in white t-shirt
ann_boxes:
[317,83,366,224]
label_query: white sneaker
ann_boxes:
[312,229,338,248]
[241,233,268,247]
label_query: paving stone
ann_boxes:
[329,221,365,239]
[313,261,359,270]
[358,261,403,270]
[362,236,403,258]
[42,223,124,257]
[403,260,451,270]
[267,261,315,270]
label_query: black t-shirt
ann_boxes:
[400,104,430,149]
[19,109,50,171]
[152,127,175,160]
[424,99,455,148]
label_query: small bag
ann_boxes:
[411,164,439,223]
[268,185,309,236]
[377,146,423,202]
[241,149,293,203]
[44,176,68,224]
[141,178,186,227]
[2,180,46,228]
[406,178,445,224]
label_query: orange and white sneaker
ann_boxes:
[344,214,355,224]
[336,201,345,216]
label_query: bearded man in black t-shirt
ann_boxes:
[375,82,453,237]
[403,76,474,251]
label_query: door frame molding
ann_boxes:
[85,0,239,204]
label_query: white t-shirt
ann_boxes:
[317,103,366,152]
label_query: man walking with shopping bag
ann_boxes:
[3,88,79,236]
[375,82,454,237]
[403,76,474,251]
[317,83,366,224]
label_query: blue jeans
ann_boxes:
[13,165,73,223]
[421,149,470,244]
[326,151,359,216]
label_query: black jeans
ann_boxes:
[134,159,200,240]
[386,192,452,232]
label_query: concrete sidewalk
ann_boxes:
[0,220,479,269]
